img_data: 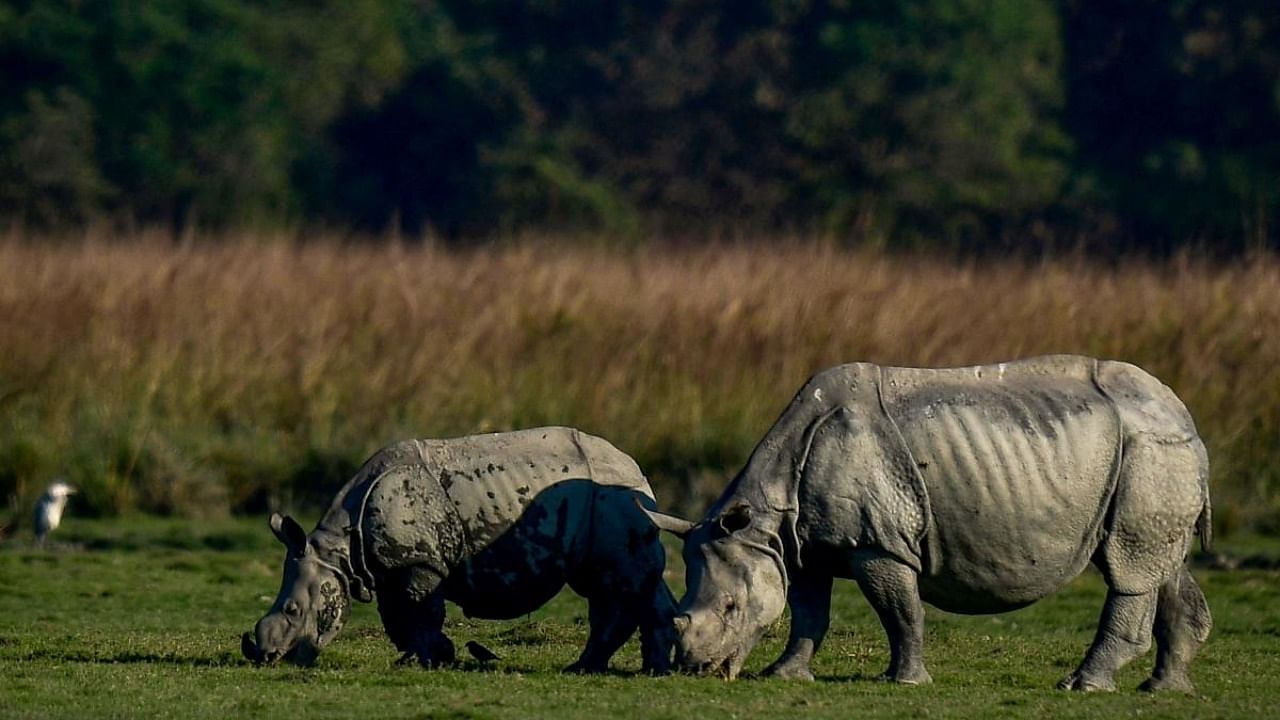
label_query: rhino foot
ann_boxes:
[639,657,672,676]
[761,662,815,681]
[563,660,608,675]
[1057,672,1115,692]
[422,635,456,668]
[876,667,932,685]
[394,635,456,669]
[1139,674,1195,693]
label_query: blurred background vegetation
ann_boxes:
[1,0,1277,250]
[2,242,1278,536]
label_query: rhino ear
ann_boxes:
[270,513,308,555]
[718,504,752,535]
[635,500,695,539]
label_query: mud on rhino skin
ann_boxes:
[243,427,676,674]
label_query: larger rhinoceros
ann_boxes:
[643,355,1212,692]
[243,427,675,673]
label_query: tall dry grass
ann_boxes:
[1,235,1277,534]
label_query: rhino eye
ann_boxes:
[284,600,301,617]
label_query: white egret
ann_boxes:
[33,480,76,546]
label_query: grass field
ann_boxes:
[2,237,1280,535]
[1,517,1277,719]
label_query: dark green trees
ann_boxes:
[1,0,1275,249]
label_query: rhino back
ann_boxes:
[423,427,648,553]
[360,429,649,578]
[885,374,1122,610]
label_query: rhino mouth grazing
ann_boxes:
[240,632,318,667]
[686,651,740,680]
[282,640,318,667]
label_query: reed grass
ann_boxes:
[1,234,1277,534]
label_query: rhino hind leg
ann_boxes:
[565,598,639,674]
[1139,566,1211,693]
[1098,436,1206,595]
[852,552,932,685]
[378,567,455,668]
[1059,588,1156,691]
[761,571,833,681]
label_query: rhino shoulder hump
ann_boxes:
[571,429,652,495]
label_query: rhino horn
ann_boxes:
[269,513,307,554]
[635,500,695,538]
[241,632,262,664]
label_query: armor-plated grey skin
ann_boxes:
[646,355,1213,692]
[244,427,676,673]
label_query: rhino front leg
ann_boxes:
[566,598,638,674]
[637,582,677,675]
[1059,588,1156,691]
[378,566,456,668]
[761,571,833,681]
[405,594,455,668]
[852,552,932,685]
[1140,567,1211,693]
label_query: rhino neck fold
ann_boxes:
[718,378,858,574]
[719,424,814,577]
[720,363,914,576]
[311,462,387,602]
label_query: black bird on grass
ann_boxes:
[465,640,501,663]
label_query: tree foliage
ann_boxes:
[0,0,1276,249]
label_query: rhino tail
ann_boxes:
[1194,435,1212,553]
[1196,497,1213,554]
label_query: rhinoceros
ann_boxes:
[242,427,675,673]
[643,355,1212,692]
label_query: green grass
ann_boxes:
[1,518,1278,718]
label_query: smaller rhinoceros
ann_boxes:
[243,427,675,673]
[644,356,1212,692]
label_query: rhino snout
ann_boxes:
[674,611,748,678]
[676,644,740,679]
[242,630,289,665]
[251,615,294,663]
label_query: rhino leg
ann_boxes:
[1059,588,1156,691]
[569,487,672,674]
[566,598,639,674]
[637,581,677,675]
[1139,566,1211,693]
[852,552,932,685]
[761,571,833,681]
[378,566,456,668]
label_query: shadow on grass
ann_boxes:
[17,647,244,667]
[389,660,665,679]
[810,672,890,684]
[3,530,266,554]
[76,530,264,553]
